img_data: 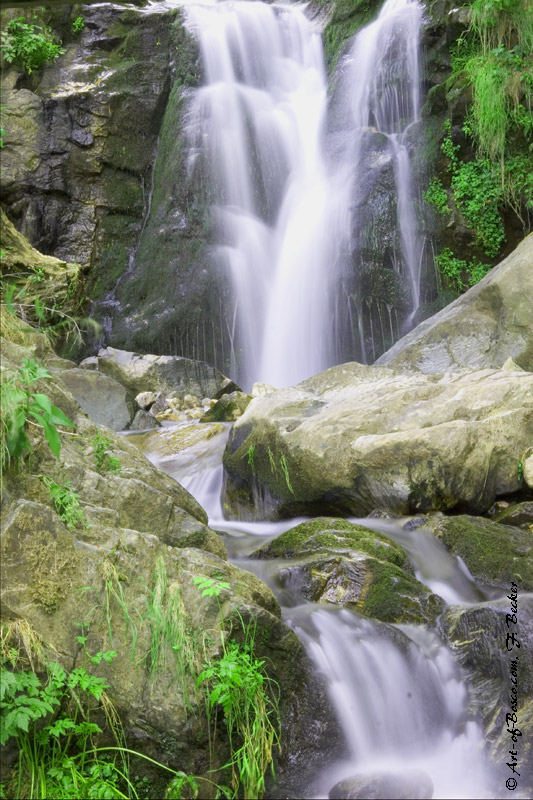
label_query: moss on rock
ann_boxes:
[425,514,533,590]
[254,518,443,624]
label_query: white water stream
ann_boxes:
[183,0,425,388]
[136,422,498,799]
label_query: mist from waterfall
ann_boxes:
[184,0,425,389]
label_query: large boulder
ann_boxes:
[0,337,336,791]
[84,346,239,400]
[376,234,533,373]
[59,367,134,431]
[422,515,533,591]
[442,596,533,796]
[223,362,533,518]
[252,518,444,624]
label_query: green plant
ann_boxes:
[146,559,204,712]
[423,177,450,215]
[434,248,491,292]
[0,358,74,474]
[451,159,505,256]
[0,657,131,799]
[101,560,139,661]
[41,477,87,530]
[244,444,255,471]
[279,453,294,495]
[1,279,93,355]
[72,16,85,34]
[197,623,280,800]
[91,434,122,474]
[1,17,64,74]
[518,460,524,480]
[446,0,532,200]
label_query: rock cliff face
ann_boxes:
[1,0,530,366]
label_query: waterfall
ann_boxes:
[184,0,425,388]
[291,607,494,798]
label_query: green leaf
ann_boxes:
[48,405,75,428]
[42,418,61,458]
[31,393,53,415]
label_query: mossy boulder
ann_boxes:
[423,515,533,591]
[494,501,533,530]
[131,422,226,459]
[223,362,533,518]
[0,334,336,790]
[200,391,252,422]
[253,519,444,624]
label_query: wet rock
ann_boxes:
[494,501,533,530]
[441,596,533,796]
[94,347,237,401]
[223,362,533,518]
[329,769,434,799]
[422,515,533,591]
[376,234,533,372]
[129,409,161,431]
[131,422,226,459]
[200,391,252,422]
[252,519,444,625]
[59,367,134,431]
[135,391,157,410]
[150,393,170,417]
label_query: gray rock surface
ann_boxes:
[376,234,533,372]
[94,346,237,399]
[223,362,533,518]
[59,367,134,431]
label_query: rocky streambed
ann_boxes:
[1,235,532,798]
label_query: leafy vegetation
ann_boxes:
[1,17,64,74]
[0,358,74,474]
[72,16,85,35]
[92,434,122,474]
[434,247,491,292]
[445,0,532,221]
[41,477,87,531]
[423,177,450,216]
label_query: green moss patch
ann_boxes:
[428,515,533,590]
[254,517,409,568]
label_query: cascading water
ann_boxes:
[133,419,499,799]
[184,0,340,389]
[328,0,426,358]
[184,0,425,388]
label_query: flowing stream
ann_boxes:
[136,422,499,799]
[182,0,426,388]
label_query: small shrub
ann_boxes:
[91,433,122,474]
[1,17,64,74]
[72,16,85,35]
[0,359,74,473]
[423,178,450,215]
[41,477,87,530]
[434,248,491,292]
